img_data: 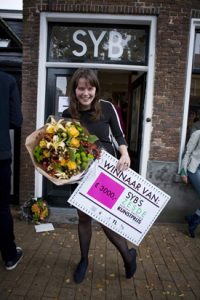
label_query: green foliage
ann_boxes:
[33,146,43,162]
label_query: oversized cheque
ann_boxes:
[68,149,171,246]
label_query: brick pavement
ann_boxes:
[0,211,200,300]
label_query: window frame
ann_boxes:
[179,19,200,172]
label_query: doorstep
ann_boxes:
[48,207,79,224]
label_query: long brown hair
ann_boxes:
[69,68,102,120]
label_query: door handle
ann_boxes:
[146,118,151,122]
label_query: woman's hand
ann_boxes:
[116,145,131,171]
[181,175,188,184]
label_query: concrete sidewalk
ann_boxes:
[0,210,200,300]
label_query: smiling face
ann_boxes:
[75,78,96,110]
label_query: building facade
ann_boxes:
[21,0,200,222]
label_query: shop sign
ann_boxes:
[48,24,148,65]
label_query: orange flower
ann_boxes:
[31,203,40,214]
[60,158,67,166]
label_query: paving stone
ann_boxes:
[151,290,167,299]
[10,272,35,296]
[120,288,137,300]
[155,264,173,281]
[43,274,64,298]
[134,279,152,300]
[91,288,106,300]
[7,295,25,300]
[59,287,76,300]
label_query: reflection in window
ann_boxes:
[188,74,200,139]
[56,77,67,96]
[55,76,70,117]
[0,38,11,48]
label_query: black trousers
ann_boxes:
[0,159,17,262]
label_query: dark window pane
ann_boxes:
[193,32,200,70]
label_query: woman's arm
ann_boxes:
[106,102,131,171]
[108,102,127,146]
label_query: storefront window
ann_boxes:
[48,23,149,65]
[187,31,200,139]
[189,74,200,124]
[193,32,200,70]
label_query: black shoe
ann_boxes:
[125,248,137,279]
[5,247,23,270]
[74,259,88,284]
[185,214,199,238]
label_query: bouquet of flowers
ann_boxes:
[20,198,49,223]
[31,198,49,223]
[25,116,101,185]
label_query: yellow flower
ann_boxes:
[39,139,47,148]
[43,150,50,158]
[68,126,79,137]
[70,137,80,148]
[46,124,55,134]
[66,161,77,170]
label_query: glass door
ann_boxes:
[44,68,75,207]
[127,73,146,172]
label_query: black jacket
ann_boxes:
[62,99,127,156]
[0,71,23,160]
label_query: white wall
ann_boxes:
[0,0,22,10]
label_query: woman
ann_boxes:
[62,68,137,283]
[180,129,200,238]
